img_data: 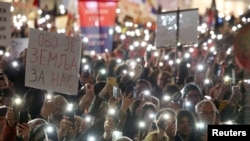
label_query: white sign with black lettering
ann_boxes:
[25,29,81,95]
[0,2,11,46]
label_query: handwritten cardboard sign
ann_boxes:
[0,2,11,46]
[25,29,81,95]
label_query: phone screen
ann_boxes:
[18,111,29,123]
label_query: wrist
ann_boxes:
[103,131,112,140]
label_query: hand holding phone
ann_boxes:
[66,104,75,127]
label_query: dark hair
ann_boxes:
[22,88,46,119]
[29,123,59,141]
[136,79,152,90]
[140,102,158,119]
[0,87,14,98]
[181,83,202,99]
[155,108,176,130]
[177,109,197,136]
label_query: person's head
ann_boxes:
[161,84,180,107]
[194,70,206,86]
[157,71,172,89]
[155,108,177,138]
[135,79,152,96]
[181,83,202,113]
[176,109,197,139]
[195,100,217,125]
[140,102,158,125]
[0,87,15,107]
[29,123,59,141]
[53,95,68,117]
[113,136,133,141]
[22,88,46,119]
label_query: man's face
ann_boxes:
[184,90,201,108]
[53,96,67,116]
[157,73,170,89]
[197,103,216,125]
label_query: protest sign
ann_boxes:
[0,2,11,47]
[78,0,118,53]
[155,8,199,48]
[25,29,81,95]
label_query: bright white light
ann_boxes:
[37,9,42,15]
[10,6,14,12]
[100,69,106,75]
[196,122,205,129]
[82,58,87,63]
[12,61,18,68]
[176,59,181,64]
[149,113,155,119]
[197,64,204,71]
[189,48,194,53]
[120,34,126,40]
[169,60,174,66]
[184,53,190,59]
[116,8,120,14]
[46,126,54,133]
[163,95,171,101]
[14,97,22,105]
[146,22,152,27]
[88,136,95,141]
[4,52,10,57]
[90,50,96,56]
[204,79,210,84]
[164,55,169,60]
[185,101,191,107]
[138,121,146,128]
[217,34,223,40]
[108,108,116,115]
[129,45,135,50]
[83,37,89,43]
[85,116,92,123]
[186,63,191,68]
[116,58,122,63]
[143,90,150,96]
[45,15,50,20]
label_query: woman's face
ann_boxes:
[177,116,193,137]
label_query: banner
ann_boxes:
[25,29,81,95]
[155,9,199,48]
[78,0,117,53]
[0,2,11,47]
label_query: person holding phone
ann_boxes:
[2,107,30,141]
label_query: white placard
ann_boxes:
[25,29,81,95]
[0,2,11,46]
[155,9,199,48]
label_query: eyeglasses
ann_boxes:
[185,94,200,99]
[198,111,216,116]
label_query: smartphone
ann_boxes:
[18,111,29,123]
[107,77,116,86]
[232,85,240,92]
[0,106,7,116]
[113,86,119,99]
[125,84,134,96]
[66,105,75,127]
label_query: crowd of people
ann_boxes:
[1,2,250,141]
[0,39,248,141]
